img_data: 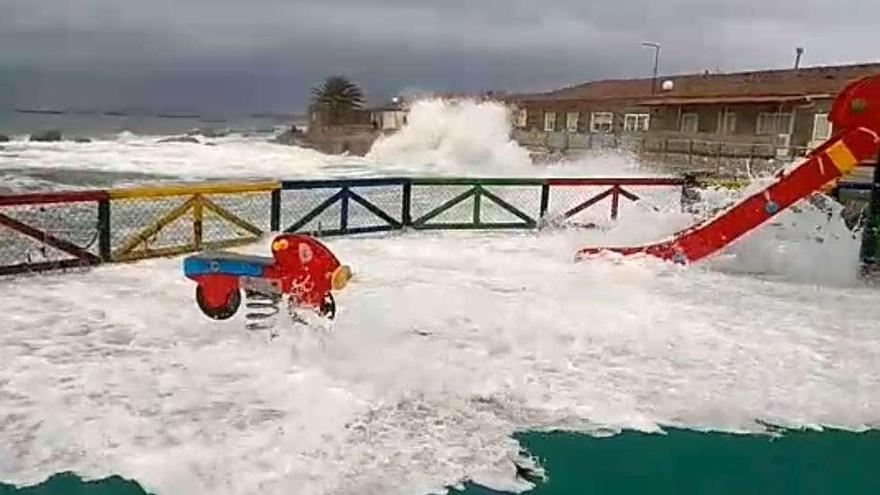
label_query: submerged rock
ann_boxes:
[0,134,10,142]
[158,135,200,144]
[29,130,62,142]
[199,127,230,138]
[73,137,92,143]
[272,125,308,146]
[186,127,230,138]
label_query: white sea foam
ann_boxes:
[0,229,878,495]
[0,133,370,189]
[0,99,661,192]
[365,99,532,174]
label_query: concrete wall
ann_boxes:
[303,126,382,156]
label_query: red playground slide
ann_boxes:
[576,75,880,265]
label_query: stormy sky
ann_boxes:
[2,0,878,114]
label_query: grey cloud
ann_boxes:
[2,0,879,113]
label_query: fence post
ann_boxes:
[687,140,694,166]
[539,183,550,222]
[830,183,841,202]
[270,188,281,232]
[473,186,482,226]
[610,186,620,220]
[192,195,204,250]
[860,161,880,278]
[402,180,412,227]
[98,198,111,261]
[340,186,350,234]
[681,173,700,214]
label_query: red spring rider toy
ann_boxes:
[183,234,352,330]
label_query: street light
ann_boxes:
[642,42,661,93]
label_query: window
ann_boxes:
[544,112,556,132]
[717,110,736,134]
[590,112,614,133]
[624,113,650,132]
[756,112,793,135]
[680,113,698,133]
[382,111,404,130]
[812,113,832,141]
[515,108,528,128]
[566,112,580,132]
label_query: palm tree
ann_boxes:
[310,76,365,125]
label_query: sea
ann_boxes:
[0,109,303,140]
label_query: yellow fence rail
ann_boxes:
[108,182,279,262]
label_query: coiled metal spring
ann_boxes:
[244,290,281,333]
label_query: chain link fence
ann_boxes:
[0,193,104,276]
[280,180,405,236]
[109,195,193,260]
[109,187,274,262]
[410,184,474,226]
[345,184,402,230]
[1,177,703,275]
[477,186,541,225]
[833,182,874,230]
[280,186,345,235]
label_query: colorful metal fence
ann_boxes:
[1,175,875,277]
[106,182,277,262]
[0,191,107,275]
[279,177,687,236]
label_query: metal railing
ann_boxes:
[0,190,107,275]
[279,177,686,236]
[0,177,686,275]
[2,176,876,277]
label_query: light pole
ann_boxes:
[642,42,661,93]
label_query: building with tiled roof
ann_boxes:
[506,62,880,154]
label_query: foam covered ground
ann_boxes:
[1,225,879,495]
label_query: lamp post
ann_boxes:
[642,42,661,93]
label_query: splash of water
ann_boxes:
[365,98,533,174]
[364,98,664,177]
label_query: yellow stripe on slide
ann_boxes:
[825,141,859,175]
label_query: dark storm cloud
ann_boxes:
[2,0,878,112]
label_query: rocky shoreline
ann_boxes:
[271,124,388,156]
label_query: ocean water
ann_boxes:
[0,99,877,494]
[0,99,659,193]
[0,111,297,139]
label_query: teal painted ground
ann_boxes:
[461,428,880,494]
[0,473,151,495]
[3,428,880,495]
